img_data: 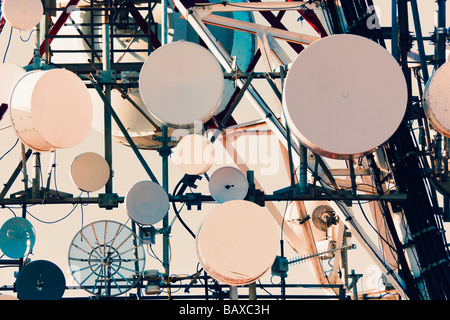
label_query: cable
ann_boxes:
[19,30,34,42]
[0,138,18,161]
[2,26,12,63]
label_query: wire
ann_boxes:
[0,138,18,161]
[19,30,34,42]
[2,26,12,63]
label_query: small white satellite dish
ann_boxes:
[208,166,248,203]
[0,63,26,105]
[282,34,407,159]
[125,181,170,225]
[0,217,36,259]
[171,134,215,175]
[139,41,224,128]
[9,68,93,152]
[2,0,43,31]
[70,152,110,192]
[424,60,450,138]
[196,200,279,286]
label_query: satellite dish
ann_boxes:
[424,60,450,138]
[68,220,145,297]
[125,181,170,225]
[2,0,43,31]
[70,152,110,192]
[196,200,279,286]
[171,134,215,175]
[15,260,66,300]
[0,217,36,259]
[139,41,224,128]
[9,68,93,152]
[282,34,407,159]
[208,166,248,203]
[0,63,26,105]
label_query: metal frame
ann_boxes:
[0,0,449,300]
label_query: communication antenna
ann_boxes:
[196,200,279,286]
[423,60,450,138]
[125,181,170,225]
[9,68,93,152]
[0,217,36,259]
[208,166,249,203]
[2,0,43,31]
[282,34,408,159]
[70,152,111,193]
[68,220,145,297]
[139,41,225,128]
[171,133,215,175]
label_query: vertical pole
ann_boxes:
[391,0,399,61]
[299,145,308,195]
[161,125,171,288]
[103,1,113,195]
[246,170,257,300]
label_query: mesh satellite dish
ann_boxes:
[282,34,407,159]
[0,217,36,259]
[139,41,224,128]
[70,152,110,192]
[208,166,249,203]
[0,63,26,105]
[125,181,170,225]
[423,60,450,138]
[2,0,43,31]
[68,220,145,297]
[15,260,66,300]
[196,200,279,286]
[171,134,215,175]
[9,68,93,152]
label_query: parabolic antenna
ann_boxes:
[125,181,169,225]
[208,166,248,203]
[423,60,450,138]
[15,260,66,300]
[9,68,93,152]
[171,134,215,175]
[139,41,224,128]
[0,217,36,259]
[0,63,26,105]
[68,220,145,297]
[282,34,407,159]
[196,200,279,286]
[2,0,43,31]
[70,152,110,192]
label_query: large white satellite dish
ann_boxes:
[125,181,170,225]
[208,166,249,203]
[0,63,26,106]
[282,34,407,159]
[9,68,93,152]
[70,152,110,192]
[171,134,215,175]
[424,60,450,138]
[139,41,224,128]
[196,200,279,286]
[2,0,43,31]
